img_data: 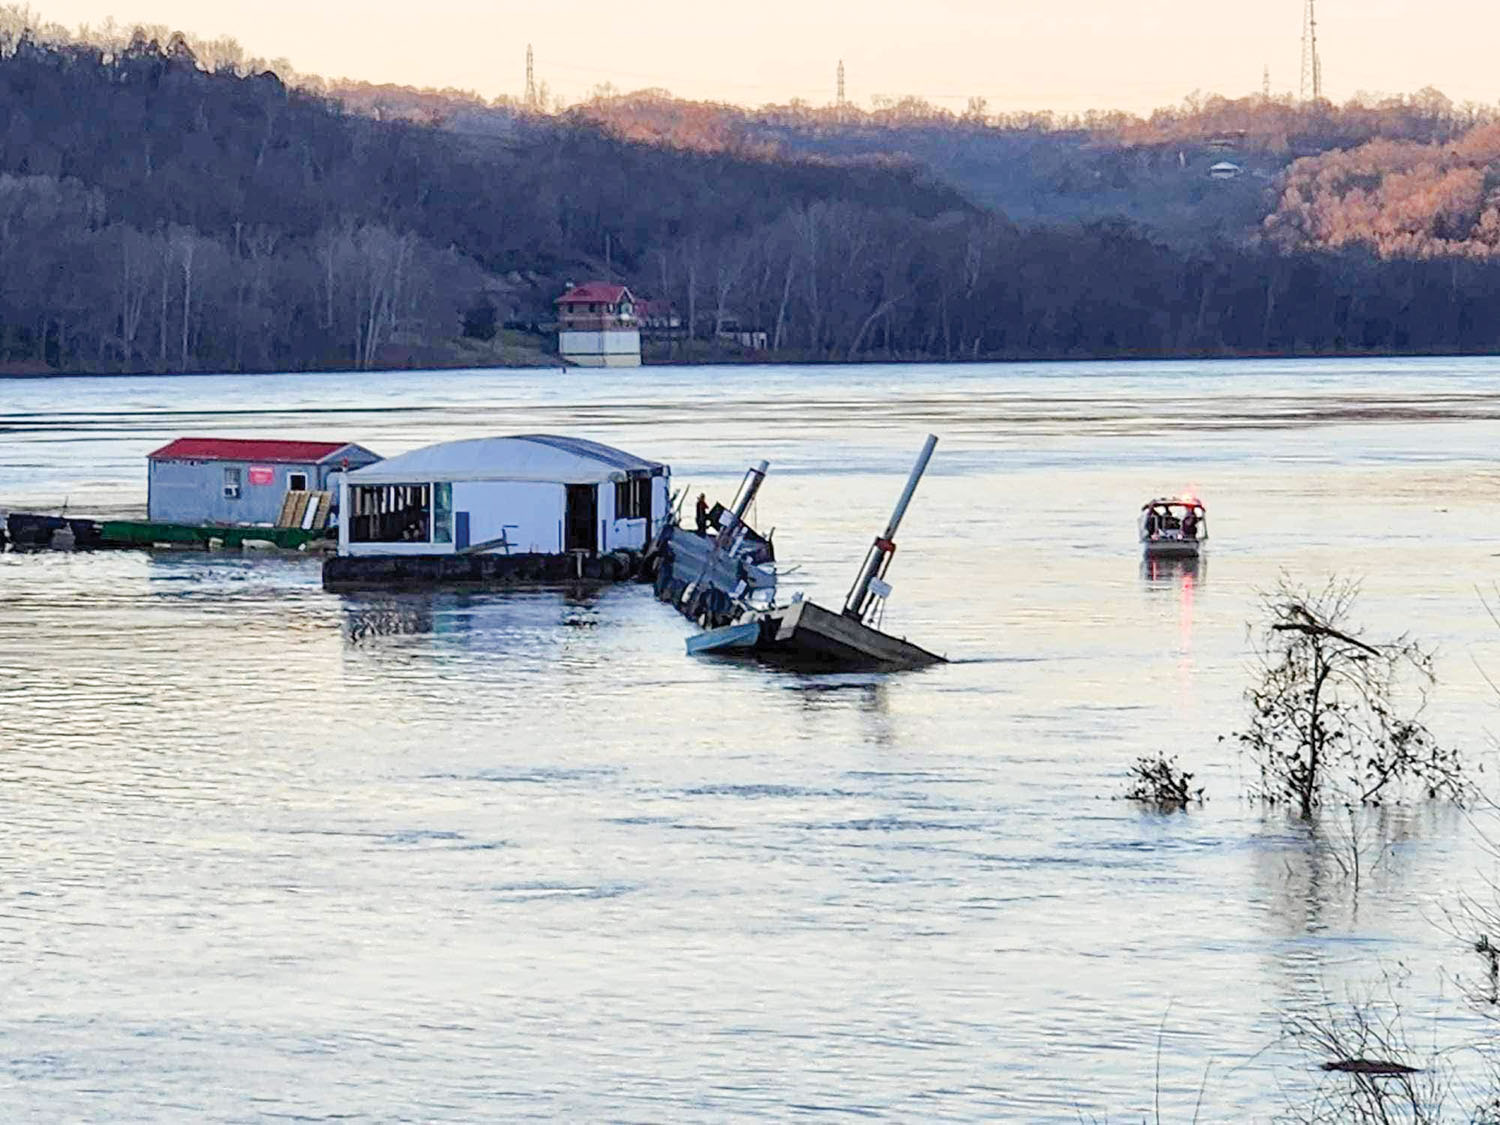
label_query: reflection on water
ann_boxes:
[342,589,608,644]
[1140,553,1206,585]
[344,598,439,641]
[5,359,1500,1121]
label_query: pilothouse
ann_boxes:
[1139,496,1207,558]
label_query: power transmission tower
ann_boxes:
[525,44,537,109]
[836,59,846,108]
[1263,64,1271,100]
[1300,0,1322,102]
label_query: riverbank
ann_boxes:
[11,339,1500,377]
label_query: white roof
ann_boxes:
[347,434,667,485]
[1209,161,1241,171]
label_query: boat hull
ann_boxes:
[692,599,944,671]
[1142,538,1202,559]
[767,599,944,669]
[685,620,763,656]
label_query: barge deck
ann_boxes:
[5,512,331,552]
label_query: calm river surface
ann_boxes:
[5,357,1500,1121]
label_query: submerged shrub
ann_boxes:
[1123,752,1203,808]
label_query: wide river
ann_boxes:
[4,358,1500,1121]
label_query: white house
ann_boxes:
[555,282,642,367]
[337,434,670,559]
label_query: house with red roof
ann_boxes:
[555,281,642,367]
[147,437,382,526]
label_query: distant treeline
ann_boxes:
[5,14,1500,373]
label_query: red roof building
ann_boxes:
[555,281,634,307]
[555,281,643,367]
[146,438,382,524]
[555,282,637,329]
[149,438,366,464]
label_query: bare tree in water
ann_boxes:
[1236,576,1464,818]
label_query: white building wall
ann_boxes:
[336,473,669,558]
[453,480,564,554]
[598,479,615,552]
[652,476,670,538]
[149,458,322,525]
[560,328,641,367]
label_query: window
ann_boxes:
[223,467,241,499]
[432,482,453,544]
[614,477,649,520]
[288,473,308,492]
[349,483,432,543]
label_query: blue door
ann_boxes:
[455,511,470,551]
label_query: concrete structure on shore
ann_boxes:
[555,282,642,367]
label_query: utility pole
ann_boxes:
[1300,0,1322,102]
[525,43,537,109]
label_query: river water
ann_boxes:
[4,357,1500,1121]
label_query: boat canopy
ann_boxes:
[1141,497,1205,512]
[346,434,668,486]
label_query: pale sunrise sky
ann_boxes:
[24,0,1500,113]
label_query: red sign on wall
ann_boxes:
[247,465,275,486]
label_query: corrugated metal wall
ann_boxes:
[148,459,321,525]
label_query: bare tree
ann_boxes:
[711,235,753,339]
[1235,576,1464,818]
[115,225,152,368]
[173,225,196,370]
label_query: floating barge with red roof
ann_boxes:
[5,436,381,552]
[147,437,381,526]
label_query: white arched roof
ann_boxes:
[347,434,668,486]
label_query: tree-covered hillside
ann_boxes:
[0,23,963,372]
[6,9,1500,374]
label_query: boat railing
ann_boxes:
[1142,526,1207,542]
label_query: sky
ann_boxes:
[23,0,1500,114]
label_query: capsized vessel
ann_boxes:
[683,436,946,671]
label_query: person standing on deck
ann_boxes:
[695,493,710,536]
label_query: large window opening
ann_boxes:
[288,472,308,492]
[349,483,432,543]
[614,477,650,520]
[223,466,241,499]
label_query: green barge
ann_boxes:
[4,512,332,552]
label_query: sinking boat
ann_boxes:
[1139,496,1206,559]
[652,460,779,626]
[679,436,947,671]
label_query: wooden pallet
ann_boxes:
[275,490,330,530]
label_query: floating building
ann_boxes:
[325,434,670,588]
[147,437,380,526]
